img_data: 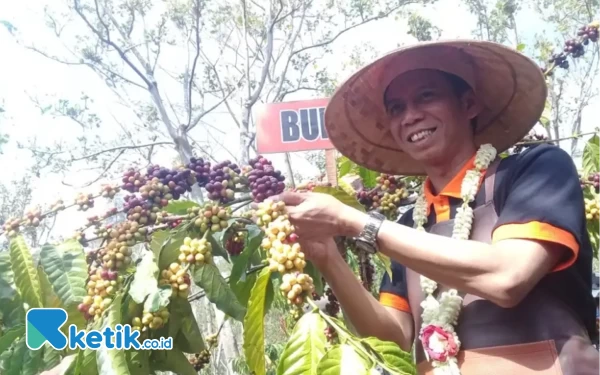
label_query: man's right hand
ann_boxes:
[298,236,340,270]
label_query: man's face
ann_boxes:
[384,69,479,165]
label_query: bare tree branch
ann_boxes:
[185,0,203,129]
[71,141,173,161]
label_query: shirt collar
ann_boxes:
[422,152,485,213]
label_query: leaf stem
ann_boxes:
[305,297,406,375]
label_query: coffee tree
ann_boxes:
[0,20,598,375]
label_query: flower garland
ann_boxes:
[413,144,497,375]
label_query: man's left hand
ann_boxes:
[273,191,366,239]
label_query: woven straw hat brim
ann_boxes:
[324,40,548,175]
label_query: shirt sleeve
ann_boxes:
[491,144,585,272]
[378,211,412,314]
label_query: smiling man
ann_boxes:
[275,41,599,375]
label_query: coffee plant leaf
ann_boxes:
[231,271,257,308]
[165,200,199,215]
[37,265,86,335]
[276,312,328,375]
[243,267,271,375]
[96,292,131,375]
[215,218,241,244]
[338,157,357,177]
[303,261,324,296]
[193,263,246,321]
[229,224,262,286]
[41,342,62,372]
[2,336,42,375]
[375,253,393,281]
[0,252,25,328]
[0,325,24,356]
[81,348,98,375]
[360,337,416,375]
[129,251,159,304]
[143,285,172,313]
[127,349,150,375]
[151,230,185,271]
[312,186,365,213]
[208,231,230,261]
[169,297,206,353]
[583,134,599,175]
[316,344,375,375]
[8,235,43,309]
[150,348,197,375]
[358,168,380,189]
[22,342,44,375]
[39,239,88,307]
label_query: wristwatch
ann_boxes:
[354,211,386,254]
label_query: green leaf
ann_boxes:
[0,252,25,328]
[96,293,131,375]
[276,312,328,375]
[316,344,374,375]
[151,230,185,271]
[150,349,198,375]
[143,285,172,313]
[170,298,205,353]
[517,43,526,52]
[127,350,150,375]
[215,218,240,244]
[9,235,43,308]
[361,337,416,375]
[193,263,246,321]
[338,158,355,177]
[304,261,324,296]
[358,167,380,189]
[64,352,84,375]
[229,224,263,286]
[231,271,258,308]
[129,251,159,304]
[38,266,86,335]
[4,337,28,375]
[0,325,24,356]
[209,232,230,260]
[22,346,44,375]
[41,342,62,371]
[583,135,599,175]
[312,186,365,213]
[39,239,88,307]
[243,267,272,375]
[165,200,199,214]
[375,253,393,281]
[81,348,98,375]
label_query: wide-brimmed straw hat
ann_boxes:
[324,40,548,175]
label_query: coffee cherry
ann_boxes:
[121,168,147,193]
[324,287,340,317]
[204,160,241,204]
[100,184,120,199]
[2,218,21,237]
[244,155,285,203]
[206,333,218,347]
[81,266,122,321]
[75,193,95,211]
[324,326,337,343]
[186,156,211,188]
[190,349,211,371]
[187,203,230,234]
[50,199,65,212]
[585,197,599,221]
[225,231,246,256]
[135,307,170,332]
[179,237,212,266]
[23,207,42,227]
[158,263,191,298]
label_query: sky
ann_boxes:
[0,0,598,240]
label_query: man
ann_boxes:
[275,41,599,374]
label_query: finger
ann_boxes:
[272,191,306,206]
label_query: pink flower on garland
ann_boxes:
[420,325,459,362]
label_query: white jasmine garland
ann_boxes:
[414,144,497,375]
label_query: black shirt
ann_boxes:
[378,144,597,340]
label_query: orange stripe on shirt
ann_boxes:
[492,221,579,272]
[379,292,411,313]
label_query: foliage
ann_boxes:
[0,9,599,375]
